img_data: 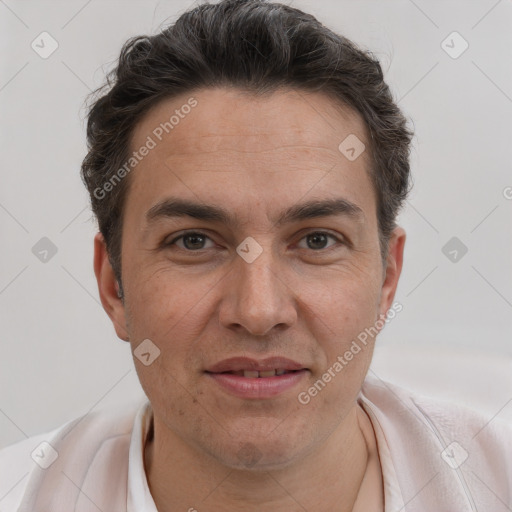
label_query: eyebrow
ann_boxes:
[145,196,364,229]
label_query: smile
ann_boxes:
[221,369,294,377]
[205,369,308,399]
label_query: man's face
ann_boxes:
[96,87,404,469]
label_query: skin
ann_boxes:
[94,87,405,511]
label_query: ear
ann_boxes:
[378,226,406,318]
[93,232,129,341]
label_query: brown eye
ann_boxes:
[297,231,341,251]
[168,232,215,251]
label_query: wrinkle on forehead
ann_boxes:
[161,147,344,175]
[131,86,369,162]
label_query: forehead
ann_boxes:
[133,87,368,158]
[125,87,375,223]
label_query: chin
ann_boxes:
[213,423,308,471]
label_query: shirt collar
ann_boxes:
[127,399,159,512]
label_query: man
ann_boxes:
[1,0,511,510]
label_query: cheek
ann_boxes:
[123,269,214,403]
[296,267,382,332]
[295,270,381,390]
[125,264,220,339]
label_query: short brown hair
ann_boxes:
[81,0,413,294]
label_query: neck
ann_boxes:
[144,404,371,512]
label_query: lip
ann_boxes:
[205,356,309,399]
[206,369,308,399]
[205,356,306,373]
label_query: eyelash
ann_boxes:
[165,230,345,253]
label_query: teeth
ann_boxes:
[240,369,288,378]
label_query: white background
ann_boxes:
[1,0,511,450]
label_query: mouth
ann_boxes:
[205,356,307,374]
[205,357,309,399]
[208,368,301,378]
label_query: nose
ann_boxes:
[218,247,298,337]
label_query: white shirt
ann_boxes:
[1,374,511,511]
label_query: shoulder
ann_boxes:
[0,398,146,511]
[0,431,51,510]
[361,373,512,445]
[360,374,512,507]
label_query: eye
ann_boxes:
[164,230,344,253]
[296,231,343,251]
[167,231,216,251]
